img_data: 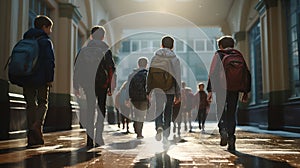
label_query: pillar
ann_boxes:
[255,0,289,130]
[44,3,82,131]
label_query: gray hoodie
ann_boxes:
[149,48,181,97]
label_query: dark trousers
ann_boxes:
[95,88,108,145]
[155,94,174,138]
[217,91,239,138]
[197,108,207,128]
[23,85,50,129]
[131,100,148,136]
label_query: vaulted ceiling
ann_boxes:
[99,0,234,27]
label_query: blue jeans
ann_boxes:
[155,94,174,138]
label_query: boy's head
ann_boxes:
[91,26,105,40]
[217,35,235,49]
[181,81,186,88]
[198,82,205,91]
[137,57,148,68]
[34,15,53,35]
[161,36,174,49]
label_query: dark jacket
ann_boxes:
[195,91,208,110]
[21,28,55,88]
[93,41,116,96]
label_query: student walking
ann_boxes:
[74,26,115,147]
[115,81,131,133]
[195,82,210,133]
[182,87,194,132]
[147,36,181,146]
[207,35,251,151]
[9,15,55,148]
[128,57,149,139]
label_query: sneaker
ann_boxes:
[86,135,94,147]
[227,136,236,151]
[162,137,171,149]
[27,122,44,148]
[155,127,163,141]
[137,135,144,139]
[220,129,228,146]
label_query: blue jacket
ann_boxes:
[20,28,55,87]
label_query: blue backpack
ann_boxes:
[6,37,41,86]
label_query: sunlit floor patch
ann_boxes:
[56,147,79,152]
[251,151,300,154]
[34,145,63,151]
[57,136,84,141]
[209,159,230,163]
[239,138,271,141]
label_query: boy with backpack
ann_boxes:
[74,26,115,147]
[8,15,55,148]
[147,36,181,145]
[207,35,250,151]
[128,57,149,139]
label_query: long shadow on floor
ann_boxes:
[0,146,101,168]
[230,150,294,168]
[0,146,27,155]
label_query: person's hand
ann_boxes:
[174,97,181,104]
[147,94,151,101]
[107,88,113,96]
[46,82,53,87]
[207,92,212,102]
[241,92,248,103]
[74,89,80,97]
[125,100,131,108]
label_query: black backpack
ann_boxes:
[129,69,148,101]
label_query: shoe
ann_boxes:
[27,122,44,147]
[220,129,228,146]
[162,137,170,144]
[137,135,144,139]
[87,135,94,147]
[155,127,163,141]
[227,136,236,151]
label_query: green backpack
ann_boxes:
[148,67,174,91]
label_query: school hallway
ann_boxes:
[0,121,299,168]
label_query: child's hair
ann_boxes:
[198,82,205,88]
[217,35,235,49]
[138,57,148,68]
[91,26,105,40]
[161,36,174,49]
[34,15,53,29]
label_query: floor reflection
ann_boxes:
[108,139,142,150]
[134,152,180,168]
[230,150,294,168]
[0,146,101,168]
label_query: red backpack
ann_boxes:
[219,49,251,92]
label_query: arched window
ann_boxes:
[29,0,51,28]
[284,0,300,97]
